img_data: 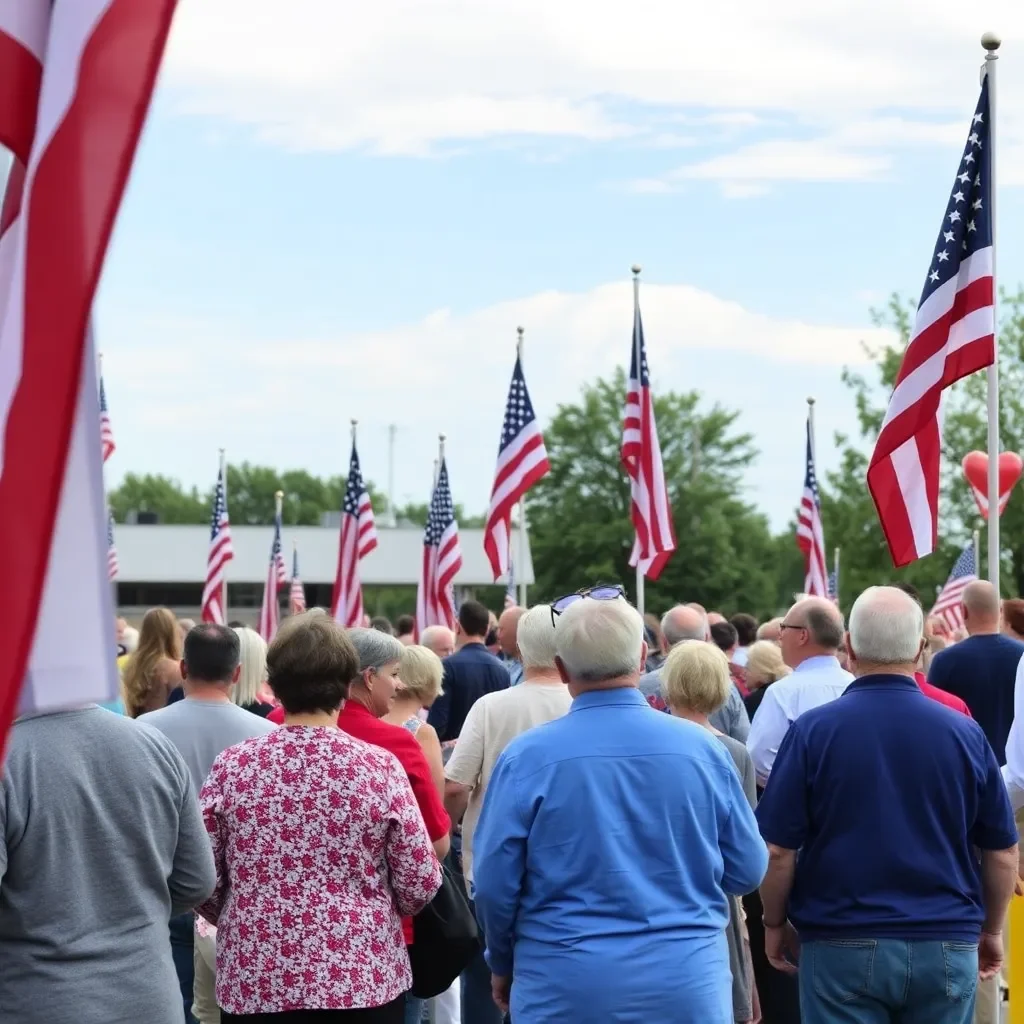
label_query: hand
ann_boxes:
[1014,875,1024,897]
[491,974,511,1014]
[764,922,800,975]
[979,931,1003,980]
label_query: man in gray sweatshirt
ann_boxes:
[0,705,215,1024]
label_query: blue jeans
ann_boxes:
[404,994,426,1023]
[461,897,506,1024]
[168,913,198,1024]
[799,938,978,1024]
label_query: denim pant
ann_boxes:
[169,912,199,1024]
[404,995,426,1023]
[461,897,506,1024]
[799,938,978,1024]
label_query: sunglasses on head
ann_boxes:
[550,583,626,626]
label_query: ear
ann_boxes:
[639,639,649,673]
[179,659,187,682]
[554,656,571,685]
[232,664,241,684]
[916,636,926,666]
[843,632,855,665]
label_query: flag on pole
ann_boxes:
[416,457,463,634]
[929,542,978,633]
[827,569,838,605]
[257,507,287,641]
[504,556,517,609]
[483,352,549,580]
[331,441,378,627]
[99,364,115,462]
[0,1,177,743]
[621,299,675,580]
[289,546,306,615]
[107,508,119,581]
[797,415,829,597]
[868,77,994,567]
[201,463,234,625]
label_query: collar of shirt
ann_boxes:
[843,673,920,694]
[793,655,844,674]
[570,687,648,712]
[340,700,375,721]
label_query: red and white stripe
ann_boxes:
[332,488,377,628]
[797,491,828,598]
[417,520,462,632]
[931,579,974,633]
[621,311,675,580]
[868,248,994,566]
[0,0,177,742]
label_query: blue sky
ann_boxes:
[91,1,1024,532]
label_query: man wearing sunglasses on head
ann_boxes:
[472,585,767,1024]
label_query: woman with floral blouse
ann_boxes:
[198,612,442,1023]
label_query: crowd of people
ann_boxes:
[2,578,1023,1024]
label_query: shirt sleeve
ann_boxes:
[427,667,452,740]
[402,734,451,841]
[383,760,444,918]
[754,725,809,851]
[444,701,485,789]
[1001,653,1024,806]
[972,732,1020,851]
[717,754,769,896]
[169,758,217,918]
[196,758,230,925]
[747,685,789,786]
[471,749,528,978]
[728,687,750,744]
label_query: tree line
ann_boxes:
[111,295,1024,619]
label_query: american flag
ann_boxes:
[0,2,176,742]
[929,542,978,633]
[416,458,463,634]
[99,364,115,463]
[504,556,517,609]
[289,545,306,615]
[107,508,119,581]
[483,351,550,580]
[869,77,994,567]
[257,507,288,641]
[201,462,234,625]
[621,296,675,580]
[827,568,838,605]
[797,414,829,597]
[331,442,378,627]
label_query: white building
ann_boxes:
[113,523,533,623]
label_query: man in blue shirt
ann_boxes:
[757,586,1018,1024]
[428,600,509,742]
[473,594,768,1023]
[927,579,1024,764]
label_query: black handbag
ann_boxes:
[408,863,482,998]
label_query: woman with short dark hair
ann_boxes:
[197,612,442,1023]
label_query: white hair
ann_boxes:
[849,586,923,665]
[122,626,139,654]
[554,599,644,683]
[233,627,267,707]
[517,606,558,670]
[348,627,406,673]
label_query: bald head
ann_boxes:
[420,625,455,658]
[706,612,726,626]
[661,605,709,648]
[497,606,526,657]
[757,617,783,643]
[848,586,924,673]
[963,580,1000,633]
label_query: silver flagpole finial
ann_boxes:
[981,31,1002,52]
[806,396,816,406]
[631,264,642,276]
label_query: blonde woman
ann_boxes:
[385,644,446,801]
[232,627,276,717]
[663,640,759,1024]
[121,607,183,718]
[743,639,792,721]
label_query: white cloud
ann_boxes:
[97,277,892,530]
[162,0,1024,162]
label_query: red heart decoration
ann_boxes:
[962,450,1024,519]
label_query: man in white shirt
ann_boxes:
[747,596,852,788]
[444,604,572,1024]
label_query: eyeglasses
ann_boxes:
[550,583,626,626]
[779,623,808,632]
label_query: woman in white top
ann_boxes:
[384,644,446,801]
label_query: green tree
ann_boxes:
[107,473,207,523]
[526,368,788,618]
[821,289,1024,604]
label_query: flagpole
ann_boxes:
[516,325,528,608]
[833,545,840,600]
[973,528,981,574]
[219,448,229,622]
[632,264,645,618]
[807,395,819,597]
[983,31,1001,595]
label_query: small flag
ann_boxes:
[416,458,463,635]
[99,364,116,463]
[289,546,306,615]
[929,543,978,633]
[826,568,838,605]
[201,462,234,625]
[257,506,287,641]
[504,556,517,609]
[797,414,829,598]
[332,440,378,627]
[107,508,119,581]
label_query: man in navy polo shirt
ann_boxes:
[756,586,1018,1024]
